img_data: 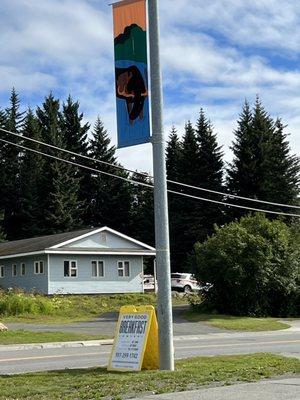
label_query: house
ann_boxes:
[0,227,156,295]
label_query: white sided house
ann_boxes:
[0,227,156,295]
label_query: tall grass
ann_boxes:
[0,289,60,316]
[0,289,159,320]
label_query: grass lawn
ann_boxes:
[0,293,188,324]
[185,310,290,331]
[0,330,110,345]
[0,353,299,399]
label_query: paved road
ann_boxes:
[1,329,299,374]
[132,377,300,400]
[5,306,224,336]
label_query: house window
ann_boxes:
[64,261,77,277]
[118,261,130,277]
[12,264,17,277]
[34,261,44,274]
[92,261,104,277]
[0,265,4,278]
[21,263,26,276]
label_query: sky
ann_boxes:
[0,0,300,173]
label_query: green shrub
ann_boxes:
[189,214,300,317]
[0,290,55,316]
[0,290,159,319]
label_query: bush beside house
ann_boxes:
[190,214,300,317]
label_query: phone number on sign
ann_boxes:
[116,352,139,359]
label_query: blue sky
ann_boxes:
[0,0,300,172]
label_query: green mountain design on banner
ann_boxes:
[115,24,147,63]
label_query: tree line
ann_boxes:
[0,90,299,272]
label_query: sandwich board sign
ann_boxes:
[107,305,159,371]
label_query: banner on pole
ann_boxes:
[112,0,150,148]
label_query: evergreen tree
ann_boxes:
[179,121,199,184]
[166,126,182,181]
[264,118,300,213]
[129,172,154,246]
[166,126,183,271]
[18,109,45,238]
[171,121,200,271]
[86,118,132,232]
[61,95,90,218]
[0,109,7,220]
[227,100,253,203]
[36,94,82,234]
[227,98,300,220]
[1,89,25,239]
[0,212,6,243]
[166,113,225,271]
[196,109,223,192]
[195,109,224,236]
[61,95,89,155]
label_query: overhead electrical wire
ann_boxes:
[0,126,299,210]
[1,136,299,219]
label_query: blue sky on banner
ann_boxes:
[0,0,300,172]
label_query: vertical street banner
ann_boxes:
[113,0,150,148]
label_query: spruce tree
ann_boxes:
[195,109,224,236]
[61,95,90,219]
[37,94,82,234]
[0,212,6,243]
[171,121,200,271]
[0,109,7,221]
[1,89,25,239]
[86,118,132,232]
[166,126,183,271]
[227,98,300,220]
[179,121,199,184]
[61,95,89,155]
[166,126,182,181]
[227,100,253,203]
[264,118,300,213]
[129,172,154,246]
[18,109,45,238]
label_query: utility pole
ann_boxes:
[148,0,174,371]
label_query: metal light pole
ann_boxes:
[148,0,174,371]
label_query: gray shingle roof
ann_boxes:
[0,229,96,257]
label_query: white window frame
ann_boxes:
[34,261,44,275]
[12,264,17,277]
[0,265,4,278]
[91,260,105,278]
[21,263,26,276]
[64,260,78,278]
[117,260,130,278]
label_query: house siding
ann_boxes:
[0,255,48,294]
[66,231,142,250]
[48,254,144,295]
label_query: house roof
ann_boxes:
[0,227,156,258]
[0,229,94,257]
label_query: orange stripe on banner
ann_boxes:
[113,0,146,38]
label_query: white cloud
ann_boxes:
[160,0,300,53]
[0,66,56,92]
[0,0,299,174]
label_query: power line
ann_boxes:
[0,138,153,189]
[168,179,300,210]
[1,136,300,219]
[1,126,299,210]
[0,126,150,177]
